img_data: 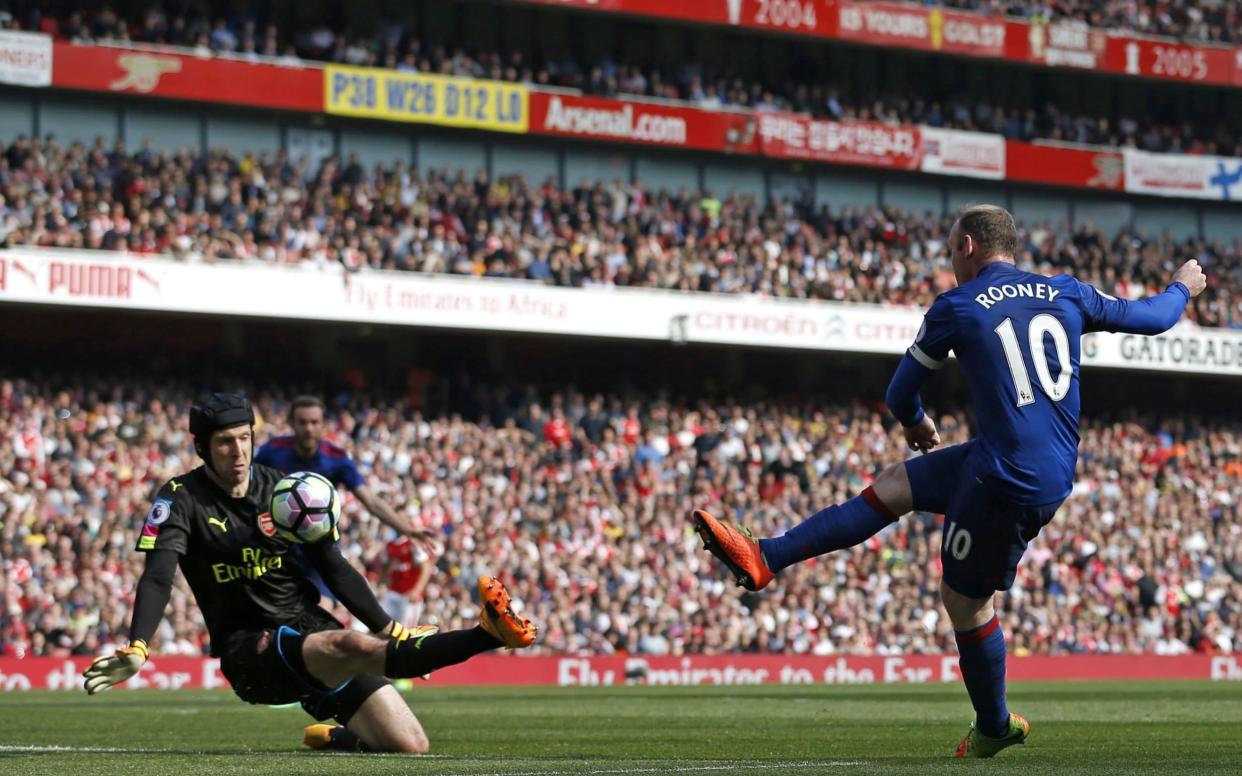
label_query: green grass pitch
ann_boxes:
[2,681,1239,775]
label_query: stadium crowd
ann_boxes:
[2,135,1240,327]
[1,376,1239,659]
[1,3,1237,155]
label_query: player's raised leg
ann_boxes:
[693,442,967,591]
[693,470,901,591]
[757,462,906,571]
[301,575,537,687]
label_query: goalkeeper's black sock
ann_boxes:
[317,726,369,752]
[384,626,502,679]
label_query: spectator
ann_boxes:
[1,375,1238,658]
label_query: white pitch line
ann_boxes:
[0,746,863,773]
[477,762,866,776]
[0,745,178,754]
[0,744,454,757]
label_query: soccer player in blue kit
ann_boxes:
[256,396,433,541]
[693,205,1207,758]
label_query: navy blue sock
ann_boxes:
[757,487,898,573]
[954,616,1009,738]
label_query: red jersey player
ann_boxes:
[382,536,435,627]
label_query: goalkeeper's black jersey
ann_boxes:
[135,464,323,652]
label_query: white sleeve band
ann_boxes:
[908,343,945,370]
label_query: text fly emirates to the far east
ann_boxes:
[325,64,528,132]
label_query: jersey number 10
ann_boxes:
[994,315,1072,407]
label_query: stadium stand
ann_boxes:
[2,135,1238,326]
[1,3,1238,155]
[2,375,1239,658]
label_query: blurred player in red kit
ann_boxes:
[382,535,435,628]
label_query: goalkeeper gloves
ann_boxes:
[376,620,439,642]
[82,639,148,695]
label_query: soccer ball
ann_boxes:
[269,472,339,543]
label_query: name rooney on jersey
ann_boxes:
[975,282,1061,310]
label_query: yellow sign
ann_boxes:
[325,65,528,133]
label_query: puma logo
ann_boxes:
[207,516,229,533]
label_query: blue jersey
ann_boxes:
[254,436,365,491]
[889,261,1189,505]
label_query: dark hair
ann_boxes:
[288,395,326,422]
[954,204,1018,258]
[189,392,254,460]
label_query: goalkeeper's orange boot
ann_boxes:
[303,724,365,752]
[303,724,335,749]
[478,576,538,648]
[692,509,774,591]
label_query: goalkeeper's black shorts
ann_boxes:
[216,606,390,724]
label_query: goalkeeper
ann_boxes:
[83,393,537,753]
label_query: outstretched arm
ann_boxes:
[84,548,178,694]
[354,484,434,542]
[128,548,178,645]
[1079,260,1206,335]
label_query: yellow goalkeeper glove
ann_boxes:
[378,620,411,642]
[376,620,438,643]
[83,640,148,695]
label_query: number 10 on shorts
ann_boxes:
[945,521,973,560]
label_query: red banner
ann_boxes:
[1006,141,1124,190]
[515,0,834,35]
[836,1,1006,56]
[758,112,921,169]
[52,42,322,112]
[528,91,757,153]
[4,653,1237,690]
[1014,23,1242,85]
[515,0,1242,89]
[39,43,1242,199]
[1103,35,1241,86]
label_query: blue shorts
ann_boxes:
[905,441,1061,599]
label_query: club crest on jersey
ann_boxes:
[257,512,277,537]
[146,498,173,526]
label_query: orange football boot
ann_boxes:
[691,509,774,591]
[303,724,342,750]
[478,576,538,648]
